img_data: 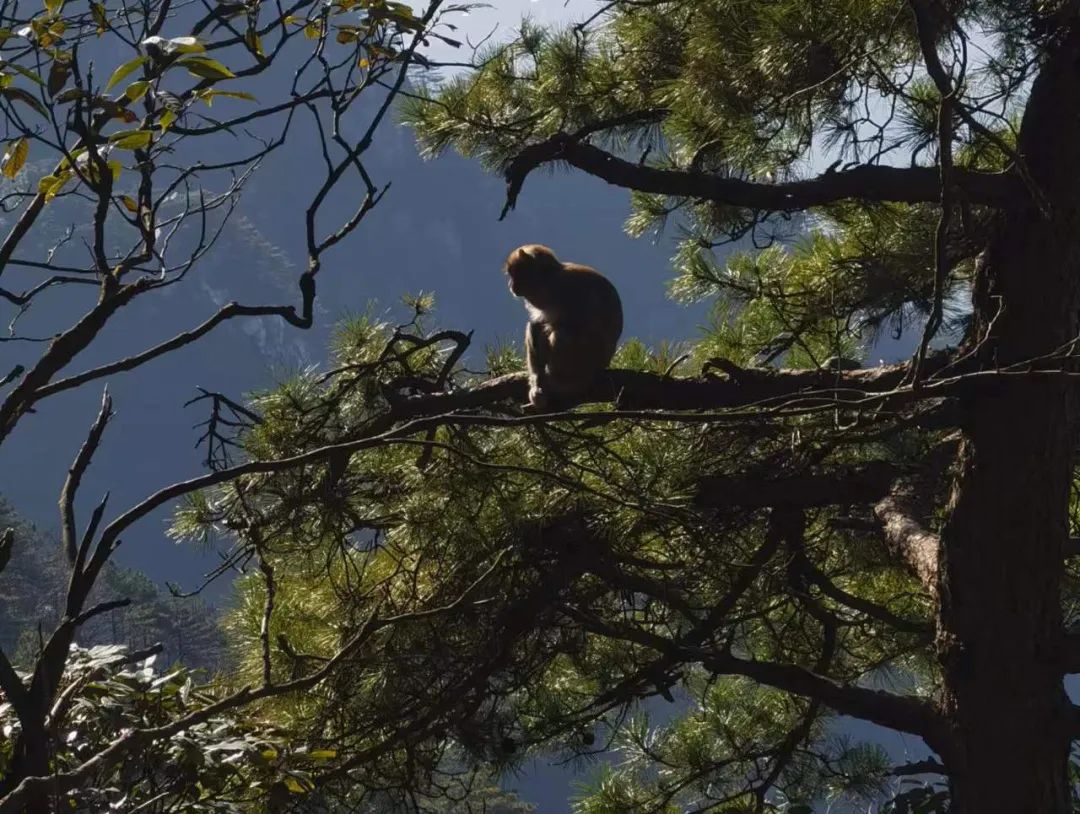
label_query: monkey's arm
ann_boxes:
[525,320,550,378]
[525,320,551,407]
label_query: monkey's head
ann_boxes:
[503,244,562,305]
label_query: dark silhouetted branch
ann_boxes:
[59,389,113,564]
[695,461,901,509]
[500,134,1026,219]
[702,651,950,753]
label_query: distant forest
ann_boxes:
[0,498,224,672]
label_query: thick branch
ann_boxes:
[395,353,953,419]
[702,652,949,753]
[0,647,29,732]
[695,461,900,509]
[873,485,941,596]
[501,134,1025,219]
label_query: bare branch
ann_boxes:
[32,296,318,404]
[59,388,113,564]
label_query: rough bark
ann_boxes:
[934,29,1080,813]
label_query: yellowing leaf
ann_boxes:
[260,748,278,760]
[140,35,205,56]
[120,194,138,212]
[2,136,28,179]
[107,160,122,181]
[177,55,236,81]
[56,146,85,170]
[158,108,177,131]
[108,129,153,150]
[105,56,147,91]
[168,36,206,54]
[43,0,63,18]
[283,776,312,794]
[303,21,322,39]
[308,749,337,760]
[38,170,70,201]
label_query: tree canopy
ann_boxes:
[5,1,1080,813]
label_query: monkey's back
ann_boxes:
[560,263,623,349]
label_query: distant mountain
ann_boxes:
[0,497,225,671]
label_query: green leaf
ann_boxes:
[120,194,138,213]
[108,129,153,150]
[0,61,45,86]
[198,89,256,107]
[158,108,177,131]
[1,136,28,179]
[245,28,263,57]
[124,80,150,102]
[177,55,235,81]
[308,749,337,760]
[1,87,47,117]
[105,56,147,91]
[91,3,107,34]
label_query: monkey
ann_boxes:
[503,244,623,409]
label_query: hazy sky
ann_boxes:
[449,0,580,33]
[419,0,583,60]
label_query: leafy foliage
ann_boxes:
[167,298,940,811]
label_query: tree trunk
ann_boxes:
[936,29,1080,814]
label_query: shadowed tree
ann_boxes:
[390,2,1080,811]
[14,0,1080,811]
